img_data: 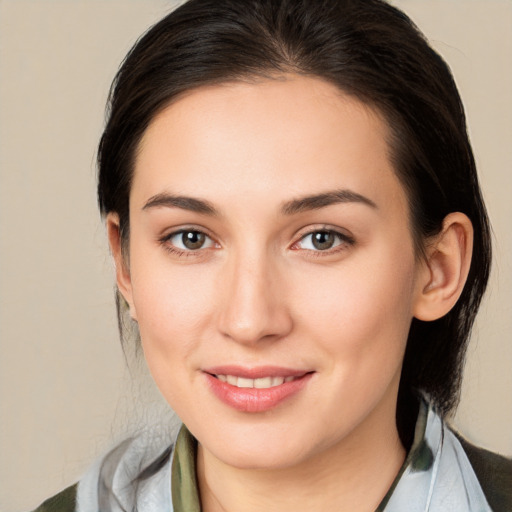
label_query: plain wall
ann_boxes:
[0,1,511,510]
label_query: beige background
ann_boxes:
[0,1,511,510]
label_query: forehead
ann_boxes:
[132,75,406,217]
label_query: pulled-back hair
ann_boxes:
[97,0,491,445]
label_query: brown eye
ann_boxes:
[311,231,336,250]
[166,230,215,251]
[295,230,354,252]
[182,231,206,249]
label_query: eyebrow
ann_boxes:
[281,189,377,215]
[142,188,377,216]
[142,193,219,216]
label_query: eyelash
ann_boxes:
[158,227,355,258]
[291,227,355,256]
[159,228,218,258]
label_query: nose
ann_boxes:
[217,251,293,346]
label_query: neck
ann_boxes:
[197,397,406,512]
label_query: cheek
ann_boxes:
[129,265,218,413]
[129,253,218,371]
[293,244,417,361]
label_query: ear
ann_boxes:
[106,213,137,321]
[413,212,473,321]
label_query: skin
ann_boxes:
[108,75,473,512]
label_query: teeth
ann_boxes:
[271,376,285,386]
[237,377,253,388]
[254,377,272,388]
[216,375,296,389]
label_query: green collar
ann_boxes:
[171,426,202,512]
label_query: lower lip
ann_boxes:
[205,373,313,413]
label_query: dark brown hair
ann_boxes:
[97,0,491,445]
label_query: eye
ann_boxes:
[165,229,216,251]
[295,230,353,251]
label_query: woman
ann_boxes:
[33,0,511,510]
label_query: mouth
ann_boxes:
[203,367,314,413]
[214,374,298,388]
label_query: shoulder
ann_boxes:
[455,432,512,512]
[31,484,77,512]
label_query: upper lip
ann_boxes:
[203,365,312,379]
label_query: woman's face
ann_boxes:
[117,75,427,470]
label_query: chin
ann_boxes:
[216,443,311,471]
[196,419,328,471]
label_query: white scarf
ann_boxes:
[76,401,492,512]
[383,405,491,511]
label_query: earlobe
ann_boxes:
[106,213,137,321]
[413,212,473,322]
